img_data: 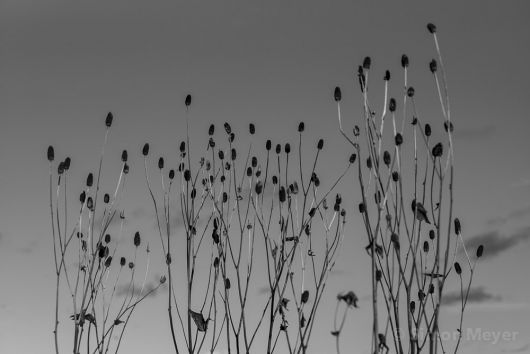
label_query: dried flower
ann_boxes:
[407,87,415,97]
[86,173,93,187]
[158,157,164,169]
[301,290,310,304]
[208,124,215,136]
[185,94,192,107]
[454,262,462,275]
[105,112,113,127]
[362,56,371,70]
[389,98,396,112]
[427,23,437,34]
[47,146,54,161]
[104,194,110,204]
[317,139,324,150]
[224,122,231,135]
[432,142,443,157]
[142,143,149,156]
[395,133,403,146]
[476,245,484,258]
[266,140,272,150]
[384,70,391,81]
[454,218,461,235]
[121,150,128,162]
[249,123,255,135]
[425,124,432,137]
[429,59,437,73]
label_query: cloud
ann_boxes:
[463,226,530,259]
[115,280,164,298]
[488,205,530,226]
[503,343,530,353]
[455,124,496,140]
[442,286,501,306]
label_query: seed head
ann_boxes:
[246,167,252,177]
[105,112,113,127]
[423,241,429,253]
[476,245,484,258]
[317,139,324,150]
[86,173,94,187]
[383,151,391,166]
[184,169,191,181]
[334,87,342,102]
[224,122,231,135]
[104,256,112,268]
[255,181,263,195]
[454,262,462,275]
[429,230,435,240]
[389,98,396,112]
[427,23,437,34]
[425,124,432,137]
[231,148,236,161]
[208,124,215,136]
[225,278,231,289]
[129,262,134,269]
[349,153,357,164]
[47,146,55,161]
[251,156,257,168]
[123,163,129,174]
[301,290,310,304]
[249,123,255,135]
[229,132,235,143]
[454,218,461,235]
[169,169,175,180]
[185,94,192,107]
[407,87,415,97]
[142,143,149,156]
[410,301,416,314]
[429,59,438,73]
[275,144,281,154]
[358,203,365,213]
[284,143,291,154]
[105,234,111,243]
[63,157,71,171]
[158,157,164,169]
[80,191,86,204]
[58,162,65,175]
[121,150,128,162]
[279,187,286,203]
[395,133,403,146]
[179,141,186,153]
[134,231,141,247]
[120,257,126,266]
[401,54,409,68]
[104,194,110,204]
[266,140,272,150]
[362,56,371,70]
[392,171,399,182]
[384,70,391,81]
[444,120,454,133]
[272,175,278,185]
[432,142,443,157]
[298,122,305,132]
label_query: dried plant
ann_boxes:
[142,96,353,353]
[334,24,484,354]
[47,114,161,354]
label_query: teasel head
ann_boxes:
[266,139,272,151]
[395,133,403,146]
[279,186,286,203]
[392,171,399,182]
[301,290,310,304]
[218,150,225,160]
[104,194,110,204]
[429,59,438,73]
[401,54,409,68]
[47,146,54,162]
[169,169,175,180]
[476,245,484,258]
[427,23,437,34]
[349,153,357,164]
[272,175,278,185]
[158,157,164,169]
[317,139,324,150]
[298,121,305,132]
[142,143,150,157]
[86,173,93,187]
[255,181,263,195]
[384,70,390,81]
[246,167,252,177]
[334,87,342,102]
[120,257,126,267]
[105,112,113,127]
[454,262,462,275]
[275,144,281,154]
[432,142,443,157]
[231,148,237,161]
[358,202,365,213]
[454,218,461,235]
[249,123,255,135]
[389,98,396,112]
[429,230,435,240]
[179,141,186,153]
[383,151,391,166]
[229,132,235,143]
[284,143,291,154]
[208,124,215,136]
[425,123,432,137]
[407,87,415,98]
[134,231,141,247]
[80,191,86,204]
[362,56,371,70]
[121,150,128,162]
[224,122,231,135]
[184,169,191,182]
[252,156,257,168]
[423,241,429,253]
[185,94,192,107]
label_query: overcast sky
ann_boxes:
[1,0,529,353]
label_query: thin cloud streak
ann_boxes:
[464,226,530,259]
[442,286,501,306]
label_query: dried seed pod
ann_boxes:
[429,283,435,294]
[384,70,391,81]
[279,187,286,203]
[349,153,357,164]
[246,167,252,177]
[454,218,461,235]
[105,234,111,243]
[104,194,110,204]
[476,245,484,258]
[272,175,278,185]
[429,230,435,240]
[266,140,272,151]
[423,241,429,253]
[401,54,409,68]
[224,122,231,135]
[429,59,438,73]
[142,143,149,156]
[80,191,86,204]
[180,141,186,153]
[47,146,55,161]
[129,262,134,269]
[249,123,255,135]
[334,87,342,102]
[301,290,310,304]
[317,139,324,150]
[158,157,164,169]
[251,156,257,168]
[407,87,415,97]
[389,98,396,112]
[358,203,365,213]
[231,148,236,161]
[454,262,462,275]
[184,169,191,182]
[87,197,94,211]
[185,94,192,107]
[427,23,437,34]
[255,181,263,195]
[121,150,128,162]
[58,162,65,175]
[225,278,231,289]
[366,157,372,169]
[123,163,129,174]
[284,143,291,154]
[63,157,71,171]
[134,231,141,247]
[362,56,371,70]
[213,257,219,268]
[105,112,113,127]
[86,173,93,187]
[392,171,399,182]
[104,256,112,268]
[120,257,126,266]
[298,121,305,132]
[425,124,432,137]
[208,124,215,136]
[276,144,281,154]
[383,151,391,166]
[432,142,443,157]
[169,169,175,180]
[410,301,416,314]
[395,133,403,146]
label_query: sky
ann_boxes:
[1,0,530,353]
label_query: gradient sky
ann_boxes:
[1,0,530,353]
